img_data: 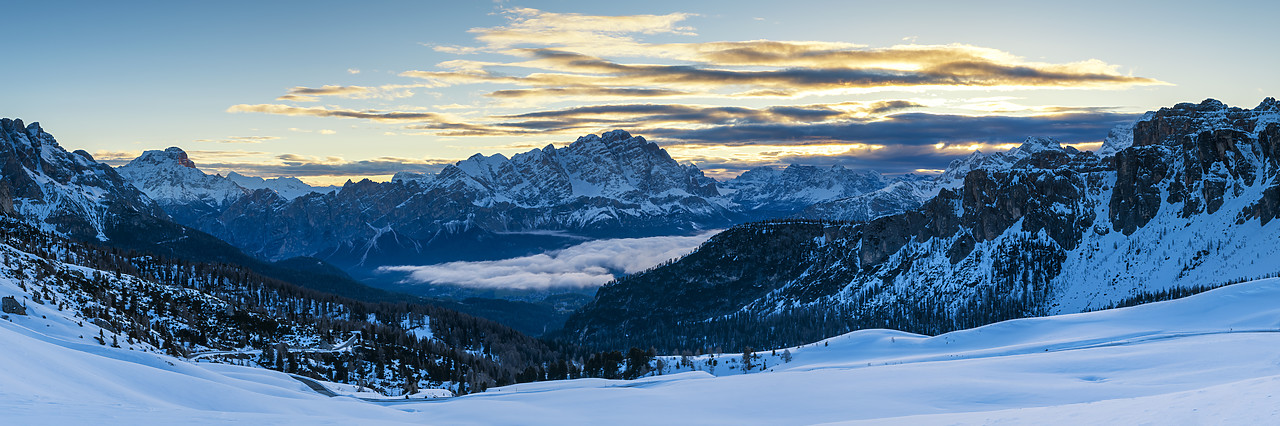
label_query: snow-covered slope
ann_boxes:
[8,275,1280,424]
[0,214,570,400]
[796,173,935,222]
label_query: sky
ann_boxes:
[4,0,1277,185]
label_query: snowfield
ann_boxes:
[6,278,1280,424]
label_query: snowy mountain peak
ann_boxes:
[225,171,328,199]
[128,147,198,169]
[1015,136,1063,153]
[117,147,247,208]
[575,129,635,146]
[601,129,633,142]
[391,171,433,183]
[1256,97,1279,111]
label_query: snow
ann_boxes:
[400,315,433,341]
[7,275,1280,424]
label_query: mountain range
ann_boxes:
[113,130,928,289]
[559,98,1280,351]
[7,98,1279,354]
[0,119,587,335]
[3,97,1279,411]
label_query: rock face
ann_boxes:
[560,99,1280,352]
[795,137,1101,223]
[0,118,168,241]
[1,296,25,316]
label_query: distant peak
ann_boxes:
[1198,98,1227,110]
[1,118,57,146]
[601,129,633,143]
[133,147,197,169]
[1170,98,1228,113]
[1257,97,1279,111]
[573,130,643,147]
[1018,136,1062,152]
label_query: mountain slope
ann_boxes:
[0,216,566,396]
[0,118,169,241]
[1,118,569,334]
[560,98,1280,351]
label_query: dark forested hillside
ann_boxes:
[0,217,577,395]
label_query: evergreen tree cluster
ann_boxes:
[0,217,579,395]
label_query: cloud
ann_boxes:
[225,8,1166,182]
[391,9,1166,104]
[91,150,143,165]
[436,7,696,56]
[274,84,423,102]
[646,111,1137,147]
[227,104,456,123]
[199,154,454,179]
[395,100,924,137]
[193,135,282,144]
[287,128,338,134]
[486,86,691,99]
[401,45,1165,101]
[506,100,920,123]
[379,231,717,290]
[650,111,1138,176]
